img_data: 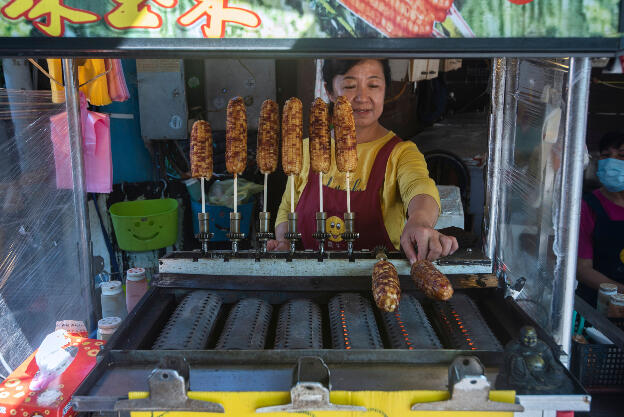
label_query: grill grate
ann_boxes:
[431,293,502,351]
[152,291,222,350]
[274,299,323,349]
[215,298,272,350]
[328,293,383,349]
[381,294,441,349]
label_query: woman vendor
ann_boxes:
[267,59,458,262]
[577,132,624,305]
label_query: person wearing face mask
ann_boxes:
[576,131,624,306]
[267,59,458,262]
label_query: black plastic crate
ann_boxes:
[572,341,624,391]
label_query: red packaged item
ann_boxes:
[0,332,103,417]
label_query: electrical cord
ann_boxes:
[593,78,624,90]
[384,79,410,105]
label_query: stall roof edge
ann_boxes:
[0,37,622,58]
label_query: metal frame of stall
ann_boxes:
[39,49,594,359]
[3,51,593,340]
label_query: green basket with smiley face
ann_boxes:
[109,198,178,251]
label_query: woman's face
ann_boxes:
[329,59,386,130]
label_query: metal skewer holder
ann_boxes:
[342,212,359,259]
[284,212,301,255]
[196,212,213,253]
[226,212,245,255]
[257,211,274,253]
[312,212,330,259]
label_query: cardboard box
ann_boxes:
[0,335,102,417]
[441,59,462,72]
[409,59,440,82]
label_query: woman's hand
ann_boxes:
[267,222,289,251]
[266,239,290,251]
[402,194,458,263]
[400,222,458,263]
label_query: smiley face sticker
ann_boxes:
[326,216,344,242]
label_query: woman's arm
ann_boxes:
[266,222,289,251]
[577,258,624,293]
[400,194,458,263]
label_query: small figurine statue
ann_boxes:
[497,325,570,394]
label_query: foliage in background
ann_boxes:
[0,0,620,38]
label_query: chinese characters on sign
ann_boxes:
[105,0,178,30]
[1,0,100,37]
[178,0,260,38]
[0,0,616,39]
[1,0,261,37]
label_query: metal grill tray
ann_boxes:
[274,299,323,349]
[328,293,383,349]
[216,298,272,350]
[431,293,502,351]
[381,294,441,349]
[152,290,222,350]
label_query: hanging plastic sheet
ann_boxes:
[496,58,586,337]
[0,88,92,375]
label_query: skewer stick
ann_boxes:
[201,177,206,214]
[290,174,295,213]
[319,172,323,213]
[234,174,238,213]
[346,172,351,213]
[263,172,268,213]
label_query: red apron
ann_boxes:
[295,135,401,251]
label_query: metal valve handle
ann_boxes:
[256,357,366,413]
[114,369,224,413]
[410,356,524,412]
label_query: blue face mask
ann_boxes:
[597,158,624,192]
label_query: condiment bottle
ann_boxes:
[101,281,127,319]
[597,283,618,315]
[126,267,148,313]
[607,293,624,318]
[97,316,122,342]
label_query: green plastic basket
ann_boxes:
[109,198,178,251]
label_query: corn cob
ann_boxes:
[309,98,331,174]
[257,99,280,174]
[190,120,213,179]
[226,96,247,175]
[281,97,303,176]
[410,260,454,301]
[334,96,357,173]
[372,259,401,312]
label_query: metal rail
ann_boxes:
[485,57,506,260]
[555,57,591,358]
[62,58,94,330]
[0,37,621,58]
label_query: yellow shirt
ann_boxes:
[276,131,440,250]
